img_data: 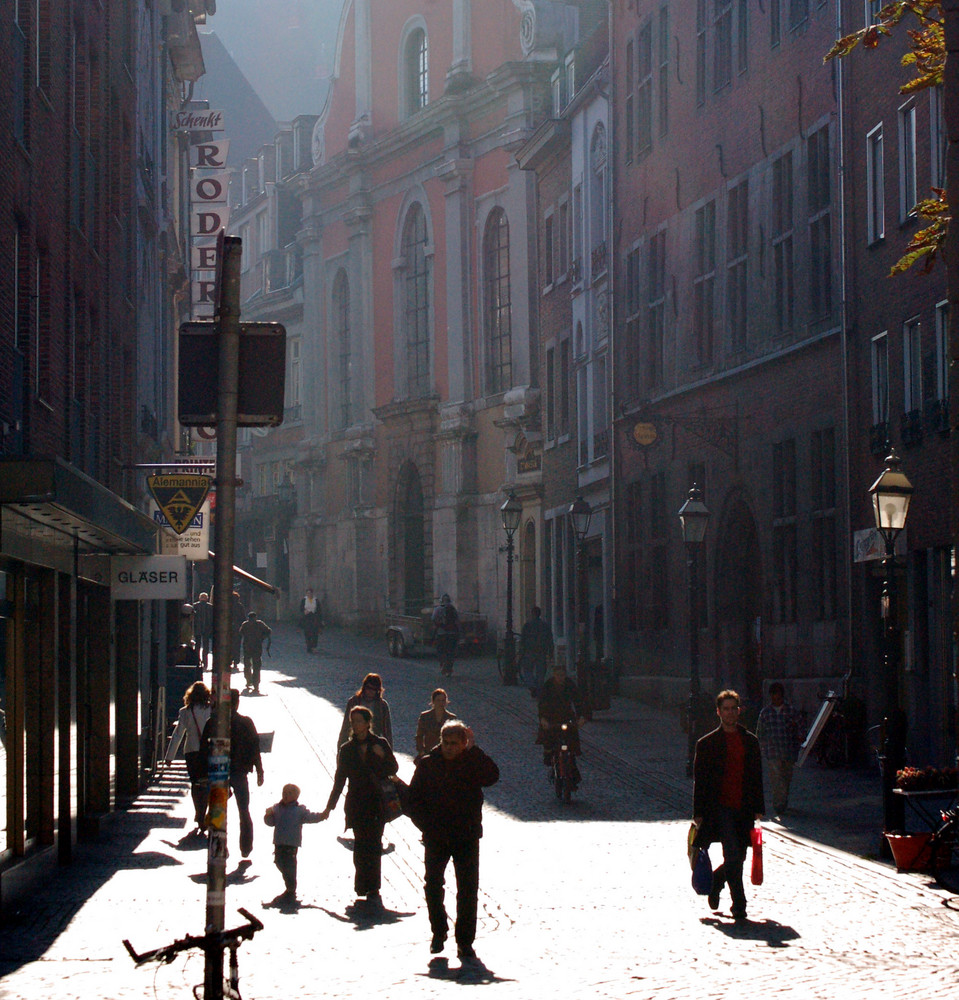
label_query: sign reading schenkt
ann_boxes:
[111,556,187,600]
[172,109,225,131]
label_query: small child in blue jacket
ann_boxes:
[264,783,324,900]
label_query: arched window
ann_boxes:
[484,208,512,394]
[402,204,431,398]
[332,269,351,428]
[405,27,428,116]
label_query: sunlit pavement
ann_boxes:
[1,624,958,999]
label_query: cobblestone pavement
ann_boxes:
[2,625,957,1000]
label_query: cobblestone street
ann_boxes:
[2,624,958,1000]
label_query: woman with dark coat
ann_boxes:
[320,706,399,908]
[337,672,393,748]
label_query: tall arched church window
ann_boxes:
[590,123,608,271]
[405,28,428,115]
[402,204,431,398]
[484,208,513,395]
[332,268,351,429]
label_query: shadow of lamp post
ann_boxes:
[868,450,913,840]
[500,490,523,686]
[679,484,709,778]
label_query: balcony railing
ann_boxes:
[900,408,923,446]
[869,421,889,457]
[590,240,607,279]
[593,426,609,459]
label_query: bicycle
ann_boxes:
[546,722,580,804]
[928,805,959,893]
[123,907,263,1000]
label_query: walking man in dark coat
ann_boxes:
[202,689,264,858]
[692,689,764,921]
[517,605,554,697]
[407,720,499,961]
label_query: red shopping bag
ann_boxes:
[750,824,764,885]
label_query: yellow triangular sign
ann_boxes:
[147,475,212,535]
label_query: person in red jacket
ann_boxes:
[407,720,499,962]
[692,689,765,922]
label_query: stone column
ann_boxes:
[447,0,472,91]
[437,157,474,403]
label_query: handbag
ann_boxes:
[687,822,699,869]
[691,847,713,895]
[750,824,763,885]
[378,778,404,824]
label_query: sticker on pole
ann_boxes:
[147,474,212,535]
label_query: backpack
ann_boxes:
[443,604,459,631]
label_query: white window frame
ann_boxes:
[903,317,922,413]
[936,299,949,401]
[930,86,946,190]
[866,124,884,243]
[898,101,917,221]
[871,331,889,425]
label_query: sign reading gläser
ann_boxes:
[111,556,188,600]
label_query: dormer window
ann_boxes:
[404,27,428,117]
[551,68,563,116]
[565,52,576,101]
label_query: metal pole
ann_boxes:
[204,235,242,1000]
[880,542,906,837]
[685,542,701,778]
[576,539,588,698]
[503,530,517,685]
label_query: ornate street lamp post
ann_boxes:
[500,490,523,686]
[868,450,913,839]
[679,485,709,777]
[568,495,592,694]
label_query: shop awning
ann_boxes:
[0,457,157,556]
[208,551,279,594]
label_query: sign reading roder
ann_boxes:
[147,474,212,535]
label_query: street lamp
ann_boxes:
[568,495,592,695]
[678,484,709,777]
[868,451,913,839]
[500,490,523,686]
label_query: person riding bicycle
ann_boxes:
[535,663,588,782]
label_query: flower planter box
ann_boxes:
[885,832,949,873]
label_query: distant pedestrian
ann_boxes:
[756,682,801,817]
[264,783,324,901]
[202,689,264,858]
[431,594,459,677]
[408,720,499,960]
[193,592,213,666]
[239,611,272,694]
[300,588,322,652]
[692,689,764,922]
[517,606,554,697]
[415,688,457,758]
[319,706,399,910]
[337,673,393,748]
[230,590,246,672]
[165,680,212,835]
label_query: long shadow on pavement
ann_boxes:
[701,916,800,947]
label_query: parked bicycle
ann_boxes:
[123,907,263,1000]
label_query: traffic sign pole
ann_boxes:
[205,235,243,1000]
